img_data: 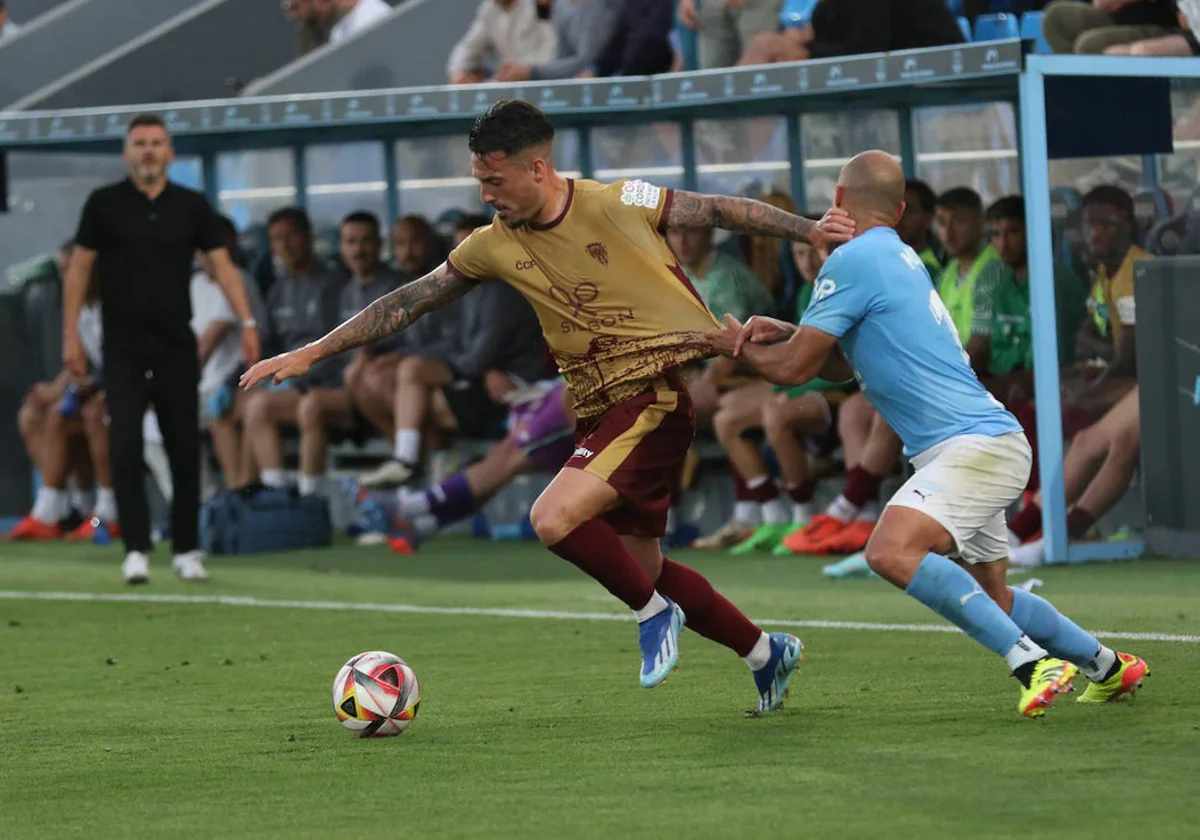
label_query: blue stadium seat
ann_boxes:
[780,0,817,28]
[1145,213,1188,256]
[974,13,1019,42]
[1020,12,1051,54]
[957,16,972,43]
[1133,187,1174,243]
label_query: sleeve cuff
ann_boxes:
[657,188,676,235]
[446,255,483,284]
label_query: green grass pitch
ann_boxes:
[1,539,1197,839]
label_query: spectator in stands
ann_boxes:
[358,280,549,488]
[584,0,676,78]
[191,217,265,487]
[1009,387,1140,566]
[285,0,336,55]
[391,214,444,280]
[698,239,854,555]
[0,1,22,42]
[293,212,405,497]
[494,0,621,81]
[453,214,492,247]
[668,226,773,427]
[1043,0,1179,54]
[678,0,783,70]
[9,270,117,541]
[213,207,341,489]
[447,0,558,84]
[1062,185,1143,418]
[897,179,943,278]
[736,0,963,67]
[978,196,1087,400]
[934,187,1001,369]
[329,0,393,44]
[1105,1,1200,53]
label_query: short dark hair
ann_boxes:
[986,195,1025,224]
[455,213,491,234]
[340,211,381,235]
[126,113,166,135]
[1082,185,1135,223]
[468,99,555,158]
[936,187,983,215]
[905,179,937,215]
[267,206,313,238]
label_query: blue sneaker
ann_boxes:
[752,633,804,714]
[638,600,685,688]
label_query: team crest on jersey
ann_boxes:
[586,241,609,266]
[621,180,662,209]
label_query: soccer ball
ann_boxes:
[332,650,421,737]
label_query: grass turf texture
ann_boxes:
[1,539,1197,840]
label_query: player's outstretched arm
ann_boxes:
[240,262,472,388]
[708,314,841,387]
[665,191,854,255]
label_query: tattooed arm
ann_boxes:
[664,190,854,254]
[240,262,473,388]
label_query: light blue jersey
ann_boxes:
[800,227,1022,456]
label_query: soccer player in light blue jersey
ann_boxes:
[707,151,1148,717]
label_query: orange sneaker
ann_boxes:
[8,515,62,541]
[815,519,876,555]
[780,514,850,555]
[65,519,122,542]
[387,536,416,555]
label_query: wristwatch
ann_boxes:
[241,318,258,329]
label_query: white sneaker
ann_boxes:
[359,459,414,488]
[172,550,209,582]
[122,551,150,585]
[1011,538,1046,569]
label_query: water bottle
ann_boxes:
[92,519,111,546]
[59,384,80,417]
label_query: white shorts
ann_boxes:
[886,432,1031,565]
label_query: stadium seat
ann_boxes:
[1020,12,1051,54]
[1133,187,1174,244]
[974,13,1019,42]
[1145,213,1188,256]
[780,0,817,29]
[957,17,973,43]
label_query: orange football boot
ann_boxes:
[780,514,850,555]
[7,515,62,541]
[814,519,876,555]
[65,519,122,542]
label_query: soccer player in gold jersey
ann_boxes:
[242,100,852,712]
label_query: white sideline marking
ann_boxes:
[1,590,1197,645]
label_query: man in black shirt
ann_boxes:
[64,114,261,585]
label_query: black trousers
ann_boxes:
[104,345,200,556]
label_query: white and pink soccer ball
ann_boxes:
[332,650,421,738]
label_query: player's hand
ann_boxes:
[733,315,796,356]
[810,207,855,259]
[704,314,742,358]
[239,347,316,390]
[62,332,88,378]
[241,325,262,366]
[678,0,701,29]
[494,62,532,82]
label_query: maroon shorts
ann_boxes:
[564,374,695,538]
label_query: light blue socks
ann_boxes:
[906,553,1042,664]
[1009,588,1112,678]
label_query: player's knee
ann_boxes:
[712,409,737,443]
[243,392,271,427]
[529,496,581,547]
[761,400,787,440]
[295,394,322,432]
[396,354,427,384]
